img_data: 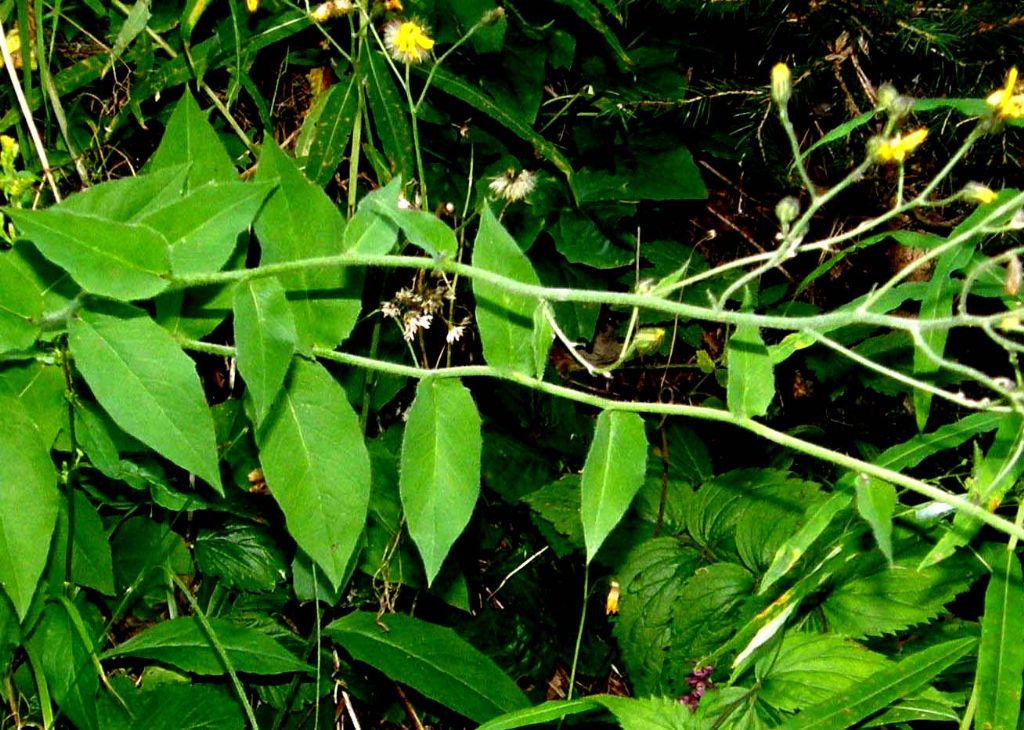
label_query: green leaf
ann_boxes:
[400,378,482,586]
[50,491,115,596]
[105,617,310,675]
[550,0,630,69]
[325,611,529,723]
[775,638,975,730]
[669,562,754,666]
[232,277,297,426]
[194,521,287,593]
[0,395,60,618]
[854,475,896,564]
[478,695,702,730]
[727,325,775,418]
[108,0,151,69]
[148,88,237,189]
[573,148,706,203]
[477,698,603,730]
[975,550,1024,730]
[756,632,892,712]
[363,195,458,258]
[103,683,245,730]
[343,177,401,255]
[472,206,543,373]
[822,550,978,638]
[554,209,633,269]
[614,538,701,695]
[7,207,170,301]
[68,306,223,493]
[420,66,573,181]
[255,358,370,590]
[300,74,359,187]
[0,359,66,449]
[872,411,1004,472]
[254,142,361,349]
[0,244,43,353]
[140,181,273,276]
[580,410,648,562]
[364,47,414,184]
[760,491,852,594]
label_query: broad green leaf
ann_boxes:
[472,206,543,373]
[49,491,114,596]
[0,245,44,353]
[420,66,573,181]
[111,516,193,608]
[400,378,482,586]
[727,325,775,418]
[300,73,359,187]
[254,142,361,349]
[7,207,170,301]
[822,550,978,638]
[614,538,701,695]
[580,410,648,562]
[140,181,273,276]
[760,491,852,594]
[343,176,401,255]
[670,562,754,666]
[734,480,824,573]
[554,209,633,269]
[0,359,67,448]
[975,550,1024,730]
[326,611,529,723]
[148,88,236,189]
[68,306,223,494]
[477,698,602,730]
[573,148,706,203]
[105,616,310,675]
[599,695,697,730]
[756,632,892,712]
[854,475,896,564]
[776,638,975,730]
[0,396,60,618]
[61,165,190,221]
[256,358,370,589]
[364,195,458,258]
[364,47,414,183]
[521,475,584,553]
[232,277,297,426]
[26,601,101,730]
[100,683,244,730]
[194,520,287,593]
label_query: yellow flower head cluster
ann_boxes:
[872,128,928,164]
[987,67,1024,120]
[384,20,435,65]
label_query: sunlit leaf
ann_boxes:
[975,550,1024,730]
[727,324,775,418]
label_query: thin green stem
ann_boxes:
[566,565,589,702]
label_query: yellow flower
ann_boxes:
[871,128,928,164]
[384,20,435,65]
[770,63,791,105]
[605,580,620,615]
[987,67,1024,120]
[962,182,998,205]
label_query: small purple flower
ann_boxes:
[677,664,715,712]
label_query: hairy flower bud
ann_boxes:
[775,196,800,226]
[770,63,791,106]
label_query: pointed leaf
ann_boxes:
[326,611,529,723]
[232,277,297,426]
[363,197,459,258]
[400,378,482,586]
[727,324,774,418]
[255,142,361,349]
[105,617,310,675]
[50,491,115,596]
[364,47,414,183]
[7,207,170,301]
[776,638,975,730]
[26,602,101,730]
[472,206,543,373]
[148,89,236,189]
[344,178,401,254]
[580,410,648,562]
[301,74,359,187]
[760,491,852,594]
[255,358,370,589]
[0,244,44,353]
[0,396,60,618]
[855,475,896,564]
[975,550,1024,730]
[477,698,602,730]
[194,521,287,593]
[68,306,223,493]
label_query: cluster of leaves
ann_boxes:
[2,1,1024,729]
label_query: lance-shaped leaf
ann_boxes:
[0,244,44,354]
[854,474,896,565]
[232,278,297,426]
[104,617,310,675]
[0,396,59,618]
[580,410,648,562]
[147,88,237,189]
[68,306,223,494]
[975,550,1024,730]
[472,206,543,373]
[256,358,370,589]
[727,324,775,418]
[326,611,529,723]
[7,207,170,301]
[400,378,482,586]
[299,73,359,188]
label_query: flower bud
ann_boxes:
[1006,256,1022,297]
[771,63,792,106]
[632,328,666,356]
[775,196,800,226]
[962,182,998,205]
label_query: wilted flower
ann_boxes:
[488,168,536,202]
[383,19,435,65]
[605,580,620,615]
[310,0,353,22]
[402,313,433,341]
[987,67,1024,120]
[962,182,998,205]
[870,128,928,164]
[770,63,791,106]
[446,325,465,345]
[1005,256,1022,297]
